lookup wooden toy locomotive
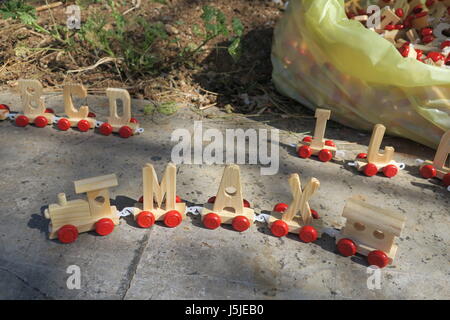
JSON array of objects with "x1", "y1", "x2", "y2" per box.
[{"x1": 44, "y1": 174, "x2": 120, "y2": 243}]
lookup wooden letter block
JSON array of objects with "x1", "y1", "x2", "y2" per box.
[
  {"x1": 16, "y1": 79, "x2": 54, "y2": 126},
  {"x1": 132, "y1": 163, "x2": 186, "y2": 228},
  {"x1": 354, "y1": 124, "x2": 402, "y2": 178},
  {"x1": 60, "y1": 84, "x2": 95, "y2": 129},
  {"x1": 297, "y1": 108, "x2": 337, "y2": 162},
  {"x1": 105, "y1": 88, "x2": 139, "y2": 135},
  {"x1": 268, "y1": 173, "x2": 323, "y2": 242},
  {"x1": 419, "y1": 131, "x2": 450, "y2": 186},
  {"x1": 201, "y1": 165, "x2": 255, "y2": 232}
]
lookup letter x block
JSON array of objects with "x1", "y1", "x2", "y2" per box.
[{"x1": 268, "y1": 174, "x2": 323, "y2": 243}]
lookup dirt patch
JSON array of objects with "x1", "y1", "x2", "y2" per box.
[{"x1": 0, "y1": 0, "x2": 301, "y2": 116}]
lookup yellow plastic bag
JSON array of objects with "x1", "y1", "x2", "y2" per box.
[{"x1": 271, "y1": 0, "x2": 450, "y2": 148}]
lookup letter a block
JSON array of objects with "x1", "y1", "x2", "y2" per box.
[{"x1": 201, "y1": 165, "x2": 255, "y2": 232}]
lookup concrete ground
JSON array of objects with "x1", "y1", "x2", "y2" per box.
[{"x1": 0, "y1": 91, "x2": 449, "y2": 300}]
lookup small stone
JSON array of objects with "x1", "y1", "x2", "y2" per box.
[{"x1": 165, "y1": 24, "x2": 179, "y2": 35}]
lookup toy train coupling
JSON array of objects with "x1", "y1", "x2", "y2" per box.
[{"x1": 118, "y1": 207, "x2": 136, "y2": 217}]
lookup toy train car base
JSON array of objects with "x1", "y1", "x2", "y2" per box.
[{"x1": 0, "y1": 79, "x2": 143, "y2": 138}]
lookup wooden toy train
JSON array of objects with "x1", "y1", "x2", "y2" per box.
[
  {"x1": 45, "y1": 162, "x2": 406, "y2": 269},
  {"x1": 2, "y1": 82, "x2": 448, "y2": 189},
  {"x1": 0, "y1": 79, "x2": 144, "y2": 138},
  {"x1": 297, "y1": 108, "x2": 450, "y2": 190}
]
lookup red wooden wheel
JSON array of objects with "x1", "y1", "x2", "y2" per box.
[
  {"x1": 337, "y1": 238, "x2": 357, "y2": 257},
  {"x1": 325, "y1": 140, "x2": 336, "y2": 147},
  {"x1": 310, "y1": 209, "x2": 320, "y2": 219},
  {"x1": 318, "y1": 149, "x2": 333, "y2": 162},
  {"x1": 99, "y1": 122, "x2": 113, "y2": 136},
  {"x1": 383, "y1": 164, "x2": 398, "y2": 178},
  {"x1": 232, "y1": 216, "x2": 251, "y2": 232},
  {"x1": 443, "y1": 173, "x2": 450, "y2": 187},
  {"x1": 34, "y1": 116, "x2": 48, "y2": 128},
  {"x1": 99, "y1": 123, "x2": 113, "y2": 136},
  {"x1": 243, "y1": 199, "x2": 250, "y2": 208},
  {"x1": 15, "y1": 115, "x2": 29, "y2": 127},
  {"x1": 363, "y1": 163, "x2": 378, "y2": 177},
  {"x1": 95, "y1": 218, "x2": 115, "y2": 236},
  {"x1": 298, "y1": 145, "x2": 312, "y2": 159},
  {"x1": 273, "y1": 203, "x2": 288, "y2": 213},
  {"x1": 57, "y1": 118, "x2": 71, "y2": 131},
  {"x1": 164, "y1": 210, "x2": 182, "y2": 228},
  {"x1": 299, "y1": 225, "x2": 318, "y2": 243},
  {"x1": 271, "y1": 220, "x2": 289, "y2": 237},
  {"x1": 136, "y1": 211, "x2": 155, "y2": 228},
  {"x1": 357, "y1": 153, "x2": 367, "y2": 159},
  {"x1": 207, "y1": 196, "x2": 216, "y2": 203},
  {"x1": 203, "y1": 213, "x2": 221, "y2": 230},
  {"x1": 367, "y1": 250, "x2": 389, "y2": 268},
  {"x1": 0, "y1": 104, "x2": 10, "y2": 111},
  {"x1": 420, "y1": 165, "x2": 437, "y2": 179},
  {"x1": 302, "y1": 136, "x2": 312, "y2": 143},
  {"x1": 130, "y1": 117, "x2": 138, "y2": 124},
  {"x1": 57, "y1": 225, "x2": 79, "y2": 244},
  {"x1": 119, "y1": 125, "x2": 133, "y2": 138},
  {"x1": 45, "y1": 108, "x2": 55, "y2": 114},
  {"x1": 77, "y1": 119, "x2": 90, "y2": 132},
  {"x1": 88, "y1": 112, "x2": 96, "y2": 118}
]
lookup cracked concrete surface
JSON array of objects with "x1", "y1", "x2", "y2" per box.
[{"x1": 0, "y1": 92, "x2": 449, "y2": 300}]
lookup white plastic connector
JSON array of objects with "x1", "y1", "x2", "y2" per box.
[
  {"x1": 7, "y1": 113, "x2": 18, "y2": 120},
  {"x1": 53, "y1": 116, "x2": 62, "y2": 124},
  {"x1": 416, "y1": 159, "x2": 425, "y2": 165},
  {"x1": 135, "y1": 127, "x2": 144, "y2": 134},
  {"x1": 186, "y1": 206, "x2": 203, "y2": 216},
  {"x1": 118, "y1": 207, "x2": 135, "y2": 217},
  {"x1": 254, "y1": 214, "x2": 271, "y2": 223}
]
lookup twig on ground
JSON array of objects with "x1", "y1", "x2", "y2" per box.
[
  {"x1": 36, "y1": 2, "x2": 63, "y2": 12},
  {"x1": 67, "y1": 57, "x2": 119, "y2": 73}
]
